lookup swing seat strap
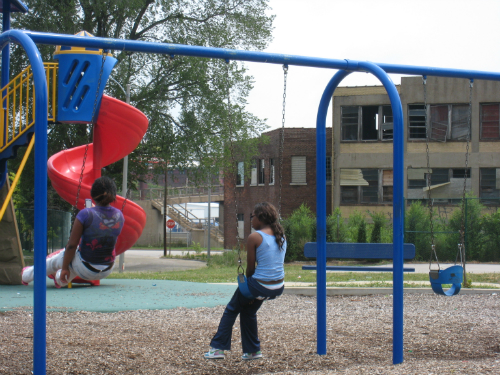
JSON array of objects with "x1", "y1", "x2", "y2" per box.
[
  {"x1": 237, "y1": 273, "x2": 255, "y2": 299},
  {"x1": 429, "y1": 265, "x2": 463, "y2": 296}
]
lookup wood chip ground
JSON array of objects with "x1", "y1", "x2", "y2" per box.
[{"x1": 1, "y1": 293, "x2": 499, "y2": 374}]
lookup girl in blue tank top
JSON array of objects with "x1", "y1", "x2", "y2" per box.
[{"x1": 205, "y1": 202, "x2": 286, "y2": 361}]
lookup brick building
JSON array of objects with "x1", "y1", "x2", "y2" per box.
[{"x1": 224, "y1": 127, "x2": 332, "y2": 249}]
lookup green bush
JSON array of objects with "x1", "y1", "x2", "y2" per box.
[
  {"x1": 326, "y1": 208, "x2": 347, "y2": 242},
  {"x1": 369, "y1": 211, "x2": 387, "y2": 244},
  {"x1": 405, "y1": 201, "x2": 432, "y2": 261},
  {"x1": 346, "y1": 211, "x2": 366, "y2": 243},
  {"x1": 282, "y1": 204, "x2": 316, "y2": 262},
  {"x1": 481, "y1": 208, "x2": 500, "y2": 262}
]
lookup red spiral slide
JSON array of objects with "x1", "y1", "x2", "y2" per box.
[{"x1": 47, "y1": 95, "x2": 149, "y2": 256}]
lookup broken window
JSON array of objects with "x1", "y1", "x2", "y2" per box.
[
  {"x1": 361, "y1": 106, "x2": 378, "y2": 141},
  {"x1": 382, "y1": 106, "x2": 393, "y2": 140},
  {"x1": 430, "y1": 105, "x2": 448, "y2": 141},
  {"x1": 341, "y1": 105, "x2": 393, "y2": 141},
  {"x1": 481, "y1": 104, "x2": 500, "y2": 139}
]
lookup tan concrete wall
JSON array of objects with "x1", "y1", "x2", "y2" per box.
[{"x1": 134, "y1": 200, "x2": 163, "y2": 247}]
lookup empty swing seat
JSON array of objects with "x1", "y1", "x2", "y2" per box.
[{"x1": 429, "y1": 265, "x2": 463, "y2": 296}]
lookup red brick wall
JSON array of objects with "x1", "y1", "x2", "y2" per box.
[{"x1": 224, "y1": 127, "x2": 332, "y2": 249}]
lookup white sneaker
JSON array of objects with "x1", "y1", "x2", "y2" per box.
[{"x1": 204, "y1": 347, "x2": 225, "y2": 359}]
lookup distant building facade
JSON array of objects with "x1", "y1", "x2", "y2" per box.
[
  {"x1": 332, "y1": 76, "x2": 500, "y2": 217},
  {"x1": 224, "y1": 127, "x2": 332, "y2": 249}
]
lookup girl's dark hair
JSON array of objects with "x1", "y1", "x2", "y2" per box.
[
  {"x1": 253, "y1": 202, "x2": 285, "y2": 250},
  {"x1": 90, "y1": 176, "x2": 117, "y2": 206}
]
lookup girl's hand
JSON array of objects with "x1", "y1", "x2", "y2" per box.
[{"x1": 59, "y1": 269, "x2": 70, "y2": 284}]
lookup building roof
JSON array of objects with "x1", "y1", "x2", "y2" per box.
[{"x1": 333, "y1": 85, "x2": 401, "y2": 97}]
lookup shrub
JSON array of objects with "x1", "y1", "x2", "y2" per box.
[
  {"x1": 326, "y1": 208, "x2": 347, "y2": 242},
  {"x1": 369, "y1": 211, "x2": 387, "y2": 244},
  {"x1": 480, "y1": 208, "x2": 500, "y2": 262},
  {"x1": 282, "y1": 204, "x2": 315, "y2": 262},
  {"x1": 405, "y1": 201, "x2": 432, "y2": 261},
  {"x1": 346, "y1": 211, "x2": 366, "y2": 243}
]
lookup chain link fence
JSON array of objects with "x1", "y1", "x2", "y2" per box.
[{"x1": 16, "y1": 208, "x2": 72, "y2": 254}]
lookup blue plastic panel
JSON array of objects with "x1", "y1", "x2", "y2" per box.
[{"x1": 304, "y1": 242, "x2": 416, "y2": 260}]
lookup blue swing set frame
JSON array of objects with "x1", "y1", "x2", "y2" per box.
[{"x1": 3, "y1": 9, "x2": 500, "y2": 374}]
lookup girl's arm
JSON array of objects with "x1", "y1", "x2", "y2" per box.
[
  {"x1": 246, "y1": 232, "x2": 262, "y2": 278},
  {"x1": 59, "y1": 218, "x2": 84, "y2": 283}
]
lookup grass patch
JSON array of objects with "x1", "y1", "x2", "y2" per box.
[{"x1": 107, "y1": 261, "x2": 500, "y2": 287}]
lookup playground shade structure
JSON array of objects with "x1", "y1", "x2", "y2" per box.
[{"x1": 47, "y1": 95, "x2": 148, "y2": 255}]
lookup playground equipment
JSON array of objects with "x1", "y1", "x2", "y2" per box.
[
  {"x1": 5, "y1": 15, "x2": 500, "y2": 375},
  {"x1": 0, "y1": 31, "x2": 148, "y2": 286}
]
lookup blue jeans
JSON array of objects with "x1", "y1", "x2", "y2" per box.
[{"x1": 210, "y1": 276, "x2": 284, "y2": 353}]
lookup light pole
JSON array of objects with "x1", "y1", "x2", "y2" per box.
[{"x1": 109, "y1": 77, "x2": 130, "y2": 273}]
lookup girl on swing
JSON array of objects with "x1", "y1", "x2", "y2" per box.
[
  {"x1": 205, "y1": 202, "x2": 286, "y2": 360},
  {"x1": 22, "y1": 176, "x2": 124, "y2": 288}
]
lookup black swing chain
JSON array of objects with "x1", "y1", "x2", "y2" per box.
[
  {"x1": 423, "y1": 77, "x2": 439, "y2": 270},
  {"x1": 74, "y1": 50, "x2": 107, "y2": 213},
  {"x1": 278, "y1": 64, "x2": 288, "y2": 219},
  {"x1": 457, "y1": 80, "x2": 473, "y2": 286},
  {"x1": 223, "y1": 60, "x2": 244, "y2": 274}
]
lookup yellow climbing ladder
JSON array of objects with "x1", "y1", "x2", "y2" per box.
[{"x1": 0, "y1": 62, "x2": 58, "y2": 154}]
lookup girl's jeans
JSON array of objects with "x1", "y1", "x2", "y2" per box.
[{"x1": 210, "y1": 276, "x2": 284, "y2": 353}]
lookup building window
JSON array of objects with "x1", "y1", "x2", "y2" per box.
[
  {"x1": 382, "y1": 170, "x2": 393, "y2": 202},
  {"x1": 480, "y1": 168, "x2": 500, "y2": 200},
  {"x1": 409, "y1": 104, "x2": 470, "y2": 141},
  {"x1": 382, "y1": 106, "x2": 394, "y2": 140},
  {"x1": 326, "y1": 156, "x2": 332, "y2": 183},
  {"x1": 258, "y1": 159, "x2": 265, "y2": 184},
  {"x1": 408, "y1": 104, "x2": 426, "y2": 139},
  {"x1": 236, "y1": 162, "x2": 244, "y2": 186},
  {"x1": 237, "y1": 213, "x2": 244, "y2": 239},
  {"x1": 340, "y1": 169, "x2": 388, "y2": 204},
  {"x1": 360, "y1": 169, "x2": 378, "y2": 203},
  {"x1": 407, "y1": 167, "x2": 471, "y2": 203},
  {"x1": 269, "y1": 158, "x2": 275, "y2": 185},
  {"x1": 341, "y1": 105, "x2": 393, "y2": 141},
  {"x1": 250, "y1": 160, "x2": 257, "y2": 185},
  {"x1": 481, "y1": 104, "x2": 500, "y2": 140},
  {"x1": 291, "y1": 156, "x2": 306, "y2": 184}
]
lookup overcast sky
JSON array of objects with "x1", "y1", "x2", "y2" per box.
[{"x1": 244, "y1": 0, "x2": 500, "y2": 131}]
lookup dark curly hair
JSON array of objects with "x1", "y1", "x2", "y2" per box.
[
  {"x1": 90, "y1": 176, "x2": 117, "y2": 206},
  {"x1": 253, "y1": 202, "x2": 285, "y2": 250}
]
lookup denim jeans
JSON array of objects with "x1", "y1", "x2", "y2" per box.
[{"x1": 210, "y1": 276, "x2": 284, "y2": 353}]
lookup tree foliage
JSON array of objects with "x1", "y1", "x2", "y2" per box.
[{"x1": 8, "y1": 0, "x2": 274, "y2": 209}]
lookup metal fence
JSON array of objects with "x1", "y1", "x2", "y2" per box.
[
  {"x1": 16, "y1": 208, "x2": 71, "y2": 254},
  {"x1": 129, "y1": 185, "x2": 224, "y2": 201}
]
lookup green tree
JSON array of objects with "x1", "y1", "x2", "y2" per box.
[
  {"x1": 404, "y1": 201, "x2": 431, "y2": 261},
  {"x1": 282, "y1": 204, "x2": 315, "y2": 262},
  {"x1": 369, "y1": 211, "x2": 386, "y2": 244},
  {"x1": 481, "y1": 208, "x2": 500, "y2": 262},
  {"x1": 357, "y1": 220, "x2": 367, "y2": 244},
  {"x1": 326, "y1": 208, "x2": 347, "y2": 243},
  {"x1": 9, "y1": 0, "x2": 274, "y2": 208}
]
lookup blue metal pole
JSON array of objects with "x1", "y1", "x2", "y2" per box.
[
  {"x1": 22, "y1": 31, "x2": 500, "y2": 82},
  {"x1": 357, "y1": 61, "x2": 405, "y2": 365},
  {"x1": 0, "y1": 29, "x2": 48, "y2": 375},
  {"x1": 1, "y1": 0, "x2": 11, "y2": 188},
  {"x1": 316, "y1": 70, "x2": 351, "y2": 355}
]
